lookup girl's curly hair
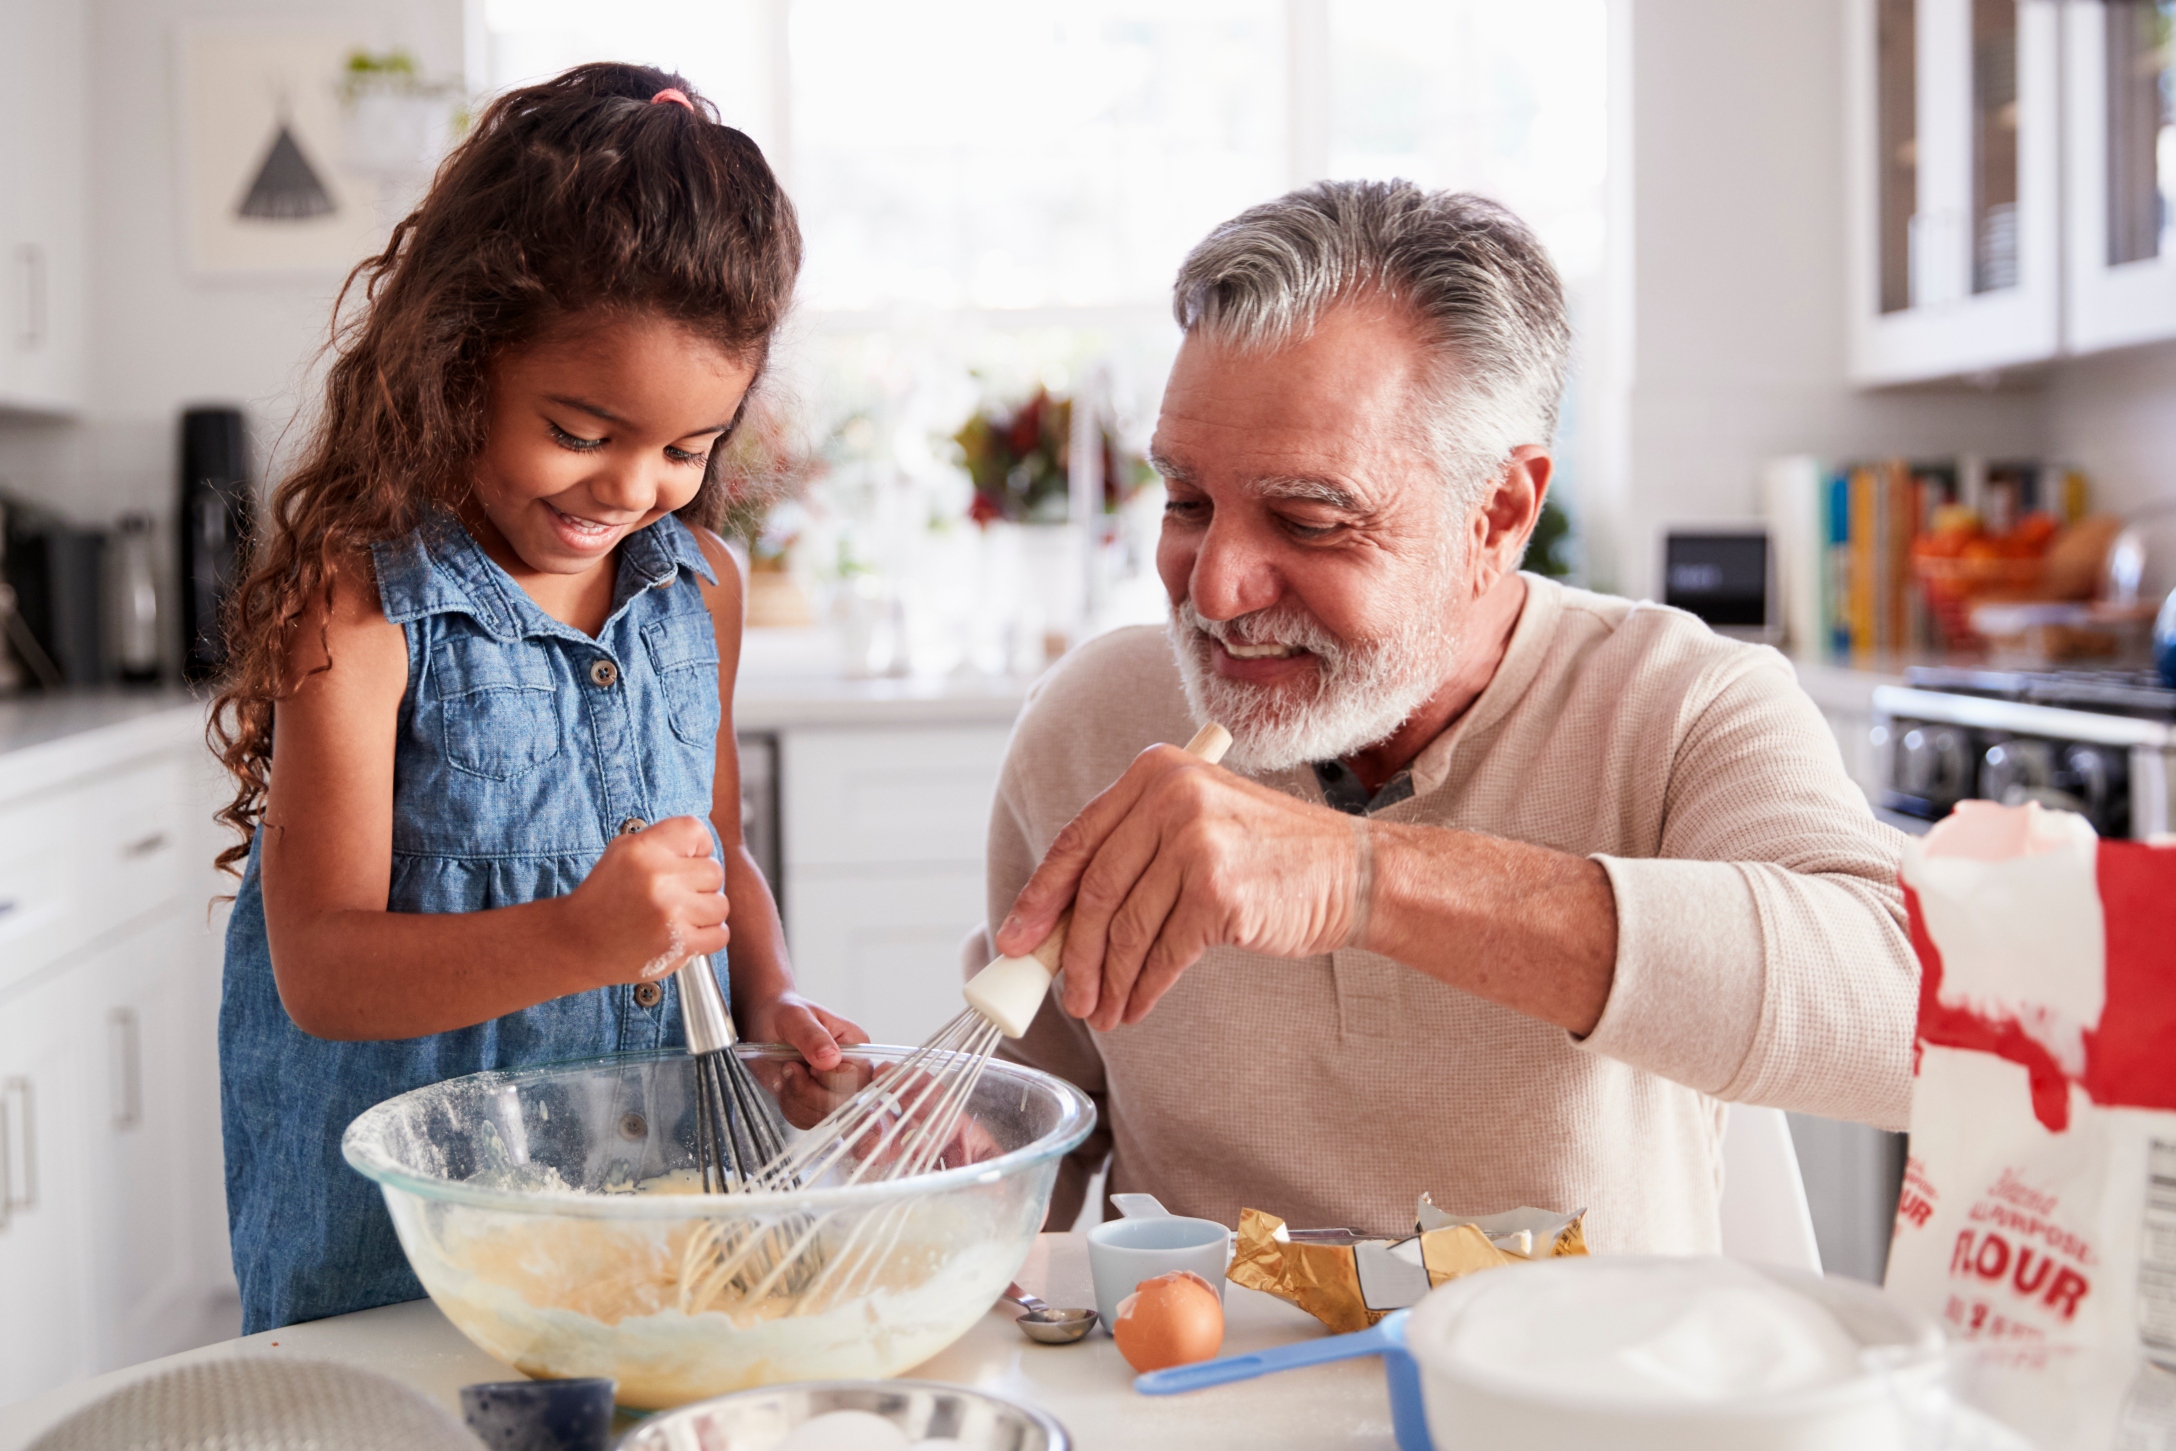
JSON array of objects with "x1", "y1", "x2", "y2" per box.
[{"x1": 207, "y1": 62, "x2": 801, "y2": 875}]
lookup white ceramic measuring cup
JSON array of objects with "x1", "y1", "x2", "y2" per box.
[{"x1": 1086, "y1": 1195, "x2": 1232, "y2": 1330}]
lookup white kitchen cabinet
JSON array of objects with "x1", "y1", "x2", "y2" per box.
[
  {"x1": 75, "y1": 914, "x2": 217, "y2": 1371},
  {"x1": 0, "y1": 968, "x2": 96, "y2": 1405},
  {"x1": 0, "y1": 703, "x2": 236, "y2": 1407},
  {"x1": 780, "y1": 726, "x2": 1014, "y2": 870},
  {"x1": 784, "y1": 868, "x2": 996, "y2": 1047},
  {"x1": 777, "y1": 724, "x2": 1012, "y2": 1047},
  {"x1": 1847, "y1": 0, "x2": 2062, "y2": 384},
  {"x1": 2062, "y1": 0, "x2": 2176, "y2": 353},
  {"x1": 0, "y1": 0, "x2": 86, "y2": 413}
]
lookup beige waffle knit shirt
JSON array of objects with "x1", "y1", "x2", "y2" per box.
[{"x1": 974, "y1": 575, "x2": 1917, "y2": 1252}]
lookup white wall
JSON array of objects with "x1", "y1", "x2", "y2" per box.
[
  {"x1": 0, "y1": 0, "x2": 465, "y2": 527},
  {"x1": 2044, "y1": 339, "x2": 2176, "y2": 514},
  {"x1": 1604, "y1": 0, "x2": 2050, "y2": 600}
]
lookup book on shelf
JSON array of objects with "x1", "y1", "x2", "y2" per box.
[{"x1": 1760, "y1": 454, "x2": 2089, "y2": 660}]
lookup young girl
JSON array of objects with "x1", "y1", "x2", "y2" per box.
[{"x1": 210, "y1": 63, "x2": 864, "y2": 1333}]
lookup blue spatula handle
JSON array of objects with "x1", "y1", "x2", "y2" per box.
[{"x1": 1133, "y1": 1318, "x2": 1400, "y2": 1395}]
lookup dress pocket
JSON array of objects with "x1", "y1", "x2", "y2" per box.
[
  {"x1": 642, "y1": 615, "x2": 721, "y2": 748},
  {"x1": 432, "y1": 637, "x2": 563, "y2": 781}
]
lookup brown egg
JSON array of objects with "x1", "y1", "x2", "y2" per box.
[{"x1": 1113, "y1": 1270, "x2": 1225, "y2": 1373}]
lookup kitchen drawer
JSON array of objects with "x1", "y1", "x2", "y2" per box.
[
  {"x1": 781, "y1": 726, "x2": 1010, "y2": 870},
  {"x1": 783, "y1": 865, "x2": 991, "y2": 1047},
  {"x1": 0, "y1": 790, "x2": 83, "y2": 992},
  {"x1": 81, "y1": 754, "x2": 189, "y2": 927}
]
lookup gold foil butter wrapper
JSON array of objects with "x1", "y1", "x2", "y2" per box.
[{"x1": 1228, "y1": 1198, "x2": 1588, "y2": 1334}]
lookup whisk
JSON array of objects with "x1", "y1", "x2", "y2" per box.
[
  {"x1": 673, "y1": 954, "x2": 793, "y2": 1192},
  {"x1": 676, "y1": 723, "x2": 1231, "y2": 1316}
]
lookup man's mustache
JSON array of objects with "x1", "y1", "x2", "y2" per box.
[{"x1": 1172, "y1": 600, "x2": 1347, "y2": 668}]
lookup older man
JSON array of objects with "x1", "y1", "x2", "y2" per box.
[{"x1": 975, "y1": 181, "x2": 1916, "y2": 1252}]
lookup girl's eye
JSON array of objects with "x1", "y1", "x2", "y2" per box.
[
  {"x1": 549, "y1": 422, "x2": 605, "y2": 452},
  {"x1": 665, "y1": 445, "x2": 710, "y2": 468}
]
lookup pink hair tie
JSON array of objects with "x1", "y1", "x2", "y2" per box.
[{"x1": 651, "y1": 88, "x2": 695, "y2": 112}]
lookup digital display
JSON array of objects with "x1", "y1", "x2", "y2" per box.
[{"x1": 1663, "y1": 532, "x2": 1768, "y2": 629}]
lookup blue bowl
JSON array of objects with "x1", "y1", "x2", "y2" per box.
[{"x1": 460, "y1": 1377, "x2": 617, "y2": 1451}]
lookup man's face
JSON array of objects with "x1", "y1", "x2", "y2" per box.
[{"x1": 1151, "y1": 304, "x2": 1473, "y2": 771}]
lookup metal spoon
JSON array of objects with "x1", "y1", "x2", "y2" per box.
[{"x1": 1002, "y1": 1282, "x2": 1098, "y2": 1344}]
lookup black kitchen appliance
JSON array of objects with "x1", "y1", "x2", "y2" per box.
[
  {"x1": 179, "y1": 407, "x2": 252, "y2": 682},
  {"x1": 1663, "y1": 527, "x2": 1775, "y2": 639},
  {"x1": 1, "y1": 497, "x2": 106, "y2": 686},
  {"x1": 1874, "y1": 666, "x2": 2176, "y2": 839}
]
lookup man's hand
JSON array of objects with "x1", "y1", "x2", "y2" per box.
[{"x1": 993, "y1": 744, "x2": 1364, "y2": 1031}]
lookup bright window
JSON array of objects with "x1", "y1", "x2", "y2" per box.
[{"x1": 484, "y1": 0, "x2": 1609, "y2": 653}]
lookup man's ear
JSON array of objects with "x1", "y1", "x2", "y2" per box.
[{"x1": 1468, "y1": 446, "x2": 1553, "y2": 594}]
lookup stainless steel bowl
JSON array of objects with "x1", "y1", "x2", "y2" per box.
[{"x1": 615, "y1": 1379, "x2": 1068, "y2": 1450}]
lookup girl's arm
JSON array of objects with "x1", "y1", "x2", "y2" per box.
[
  {"x1": 258, "y1": 560, "x2": 730, "y2": 1040},
  {"x1": 692, "y1": 529, "x2": 867, "y2": 1071}
]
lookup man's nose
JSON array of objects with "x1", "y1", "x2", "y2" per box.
[{"x1": 1186, "y1": 516, "x2": 1282, "y2": 621}]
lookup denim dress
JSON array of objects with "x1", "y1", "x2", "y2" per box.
[{"x1": 219, "y1": 513, "x2": 726, "y2": 1332}]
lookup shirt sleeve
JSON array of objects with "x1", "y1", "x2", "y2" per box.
[{"x1": 1576, "y1": 650, "x2": 1917, "y2": 1130}]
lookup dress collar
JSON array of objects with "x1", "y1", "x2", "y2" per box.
[{"x1": 371, "y1": 512, "x2": 717, "y2": 642}]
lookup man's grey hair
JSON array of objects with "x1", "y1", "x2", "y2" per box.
[{"x1": 1172, "y1": 181, "x2": 1570, "y2": 518}]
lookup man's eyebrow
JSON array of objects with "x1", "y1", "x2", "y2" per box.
[
  {"x1": 547, "y1": 395, "x2": 732, "y2": 436},
  {"x1": 1250, "y1": 475, "x2": 1364, "y2": 511},
  {"x1": 1147, "y1": 449, "x2": 1193, "y2": 484}
]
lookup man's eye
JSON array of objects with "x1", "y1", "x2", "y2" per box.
[
  {"x1": 549, "y1": 422, "x2": 605, "y2": 452},
  {"x1": 1164, "y1": 497, "x2": 1208, "y2": 519},
  {"x1": 665, "y1": 445, "x2": 710, "y2": 468},
  {"x1": 1281, "y1": 517, "x2": 1340, "y2": 541}
]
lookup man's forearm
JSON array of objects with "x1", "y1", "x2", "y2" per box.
[{"x1": 1360, "y1": 821, "x2": 1617, "y2": 1035}]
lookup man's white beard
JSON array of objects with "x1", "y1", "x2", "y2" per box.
[{"x1": 1166, "y1": 589, "x2": 1459, "y2": 775}]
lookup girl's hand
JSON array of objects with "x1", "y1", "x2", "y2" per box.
[
  {"x1": 738, "y1": 990, "x2": 867, "y2": 1073},
  {"x1": 564, "y1": 816, "x2": 731, "y2": 984}
]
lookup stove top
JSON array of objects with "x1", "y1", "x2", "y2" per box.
[{"x1": 1901, "y1": 666, "x2": 2176, "y2": 721}]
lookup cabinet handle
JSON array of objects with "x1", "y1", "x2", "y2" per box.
[
  {"x1": 0, "y1": 1076, "x2": 35, "y2": 1232},
  {"x1": 14, "y1": 244, "x2": 45, "y2": 351},
  {"x1": 120, "y1": 831, "x2": 170, "y2": 860},
  {"x1": 109, "y1": 1008, "x2": 142, "y2": 1130}
]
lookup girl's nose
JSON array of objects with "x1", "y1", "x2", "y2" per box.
[{"x1": 588, "y1": 462, "x2": 660, "y2": 518}]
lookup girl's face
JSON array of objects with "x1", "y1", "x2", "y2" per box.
[{"x1": 469, "y1": 312, "x2": 756, "y2": 578}]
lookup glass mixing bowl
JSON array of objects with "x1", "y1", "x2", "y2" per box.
[{"x1": 342, "y1": 1046, "x2": 1094, "y2": 1409}]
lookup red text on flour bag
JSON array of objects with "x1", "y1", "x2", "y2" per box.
[{"x1": 1887, "y1": 802, "x2": 2176, "y2": 1358}]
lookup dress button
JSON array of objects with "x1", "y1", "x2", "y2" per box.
[
  {"x1": 634, "y1": 982, "x2": 663, "y2": 1008},
  {"x1": 620, "y1": 817, "x2": 648, "y2": 835},
  {"x1": 590, "y1": 659, "x2": 620, "y2": 688}
]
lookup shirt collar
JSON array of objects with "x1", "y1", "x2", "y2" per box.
[
  {"x1": 371, "y1": 511, "x2": 717, "y2": 642},
  {"x1": 1404, "y1": 572, "x2": 1559, "y2": 799}
]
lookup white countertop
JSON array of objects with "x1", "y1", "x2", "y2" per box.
[
  {"x1": 0, "y1": 1233, "x2": 1393, "y2": 1450},
  {"x1": 0, "y1": 639, "x2": 1932, "y2": 765},
  {"x1": 0, "y1": 689, "x2": 208, "y2": 799}
]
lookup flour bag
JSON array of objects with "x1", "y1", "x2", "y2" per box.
[{"x1": 1886, "y1": 800, "x2": 2176, "y2": 1445}]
